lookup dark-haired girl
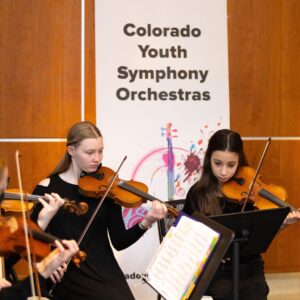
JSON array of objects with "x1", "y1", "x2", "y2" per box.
[{"x1": 183, "y1": 129, "x2": 300, "y2": 300}]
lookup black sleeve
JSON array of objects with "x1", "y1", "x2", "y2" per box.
[
  {"x1": 107, "y1": 201, "x2": 147, "y2": 251},
  {"x1": 4, "y1": 253, "x2": 21, "y2": 281},
  {"x1": 30, "y1": 185, "x2": 48, "y2": 224},
  {"x1": 182, "y1": 184, "x2": 196, "y2": 215}
]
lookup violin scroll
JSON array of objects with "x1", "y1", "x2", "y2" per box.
[
  {"x1": 62, "y1": 199, "x2": 88, "y2": 216},
  {"x1": 72, "y1": 250, "x2": 87, "y2": 268}
]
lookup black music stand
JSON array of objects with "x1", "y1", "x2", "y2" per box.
[
  {"x1": 145, "y1": 212, "x2": 234, "y2": 300},
  {"x1": 210, "y1": 207, "x2": 290, "y2": 300}
]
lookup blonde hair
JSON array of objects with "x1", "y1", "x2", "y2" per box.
[{"x1": 50, "y1": 121, "x2": 102, "y2": 176}]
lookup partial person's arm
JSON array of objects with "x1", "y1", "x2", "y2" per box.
[
  {"x1": 0, "y1": 240, "x2": 78, "y2": 299},
  {"x1": 31, "y1": 180, "x2": 64, "y2": 230},
  {"x1": 108, "y1": 200, "x2": 167, "y2": 250}
]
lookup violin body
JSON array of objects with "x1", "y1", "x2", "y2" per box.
[
  {"x1": 222, "y1": 166, "x2": 292, "y2": 210},
  {"x1": 0, "y1": 215, "x2": 50, "y2": 260},
  {"x1": 0, "y1": 215, "x2": 86, "y2": 266},
  {"x1": 1, "y1": 199, "x2": 34, "y2": 214},
  {"x1": 79, "y1": 166, "x2": 179, "y2": 218},
  {"x1": 79, "y1": 166, "x2": 148, "y2": 207},
  {"x1": 1, "y1": 189, "x2": 88, "y2": 216},
  {"x1": 1, "y1": 189, "x2": 34, "y2": 214}
]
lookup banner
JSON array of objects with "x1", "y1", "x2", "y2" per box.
[{"x1": 95, "y1": 1, "x2": 229, "y2": 298}]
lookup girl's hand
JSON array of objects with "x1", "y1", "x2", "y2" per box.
[
  {"x1": 0, "y1": 278, "x2": 12, "y2": 290},
  {"x1": 140, "y1": 200, "x2": 168, "y2": 230},
  {"x1": 37, "y1": 239, "x2": 78, "y2": 280},
  {"x1": 37, "y1": 193, "x2": 65, "y2": 230},
  {"x1": 49, "y1": 263, "x2": 67, "y2": 283},
  {"x1": 283, "y1": 209, "x2": 300, "y2": 226}
]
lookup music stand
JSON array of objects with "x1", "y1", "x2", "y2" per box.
[
  {"x1": 189, "y1": 212, "x2": 235, "y2": 300},
  {"x1": 210, "y1": 207, "x2": 290, "y2": 300},
  {"x1": 145, "y1": 212, "x2": 234, "y2": 300}
]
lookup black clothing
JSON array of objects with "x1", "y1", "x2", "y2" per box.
[
  {"x1": 0, "y1": 275, "x2": 47, "y2": 300},
  {"x1": 31, "y1": 174, "x2": 147, "y2": 300},
  {"x1": 183, "y1": 184, "x2": 269, "y2": 300},
  {"x1": 4, "y1": 253, "x2": 21, "y2": 282}
]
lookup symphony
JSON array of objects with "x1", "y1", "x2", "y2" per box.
[{"x1": 117, "y1": 66, "x2": 209, "y2": 83}]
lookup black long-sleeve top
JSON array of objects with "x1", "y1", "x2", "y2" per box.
[{"x1": 31, "y1": 174, "x2": 147, "y2": 300}]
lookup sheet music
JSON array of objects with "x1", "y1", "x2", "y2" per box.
[{"x1": 146, "y1": 215, "x2": 220, "y2": 300}]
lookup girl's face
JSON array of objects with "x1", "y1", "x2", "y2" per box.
[
  {"x1": 68, "y1": 137, "x2": 104, "y2": 173},
  {"x1": 210, "y1": 150, "x2": 239, "y2": 184}
]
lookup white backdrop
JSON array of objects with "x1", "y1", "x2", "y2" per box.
[{"x1": 95, "y1": 1, "x2": 229, "y2": 298}]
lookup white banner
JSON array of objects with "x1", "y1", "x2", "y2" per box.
[{"x1": 95, "y1": 1, "x2": 229, "y2": 298}]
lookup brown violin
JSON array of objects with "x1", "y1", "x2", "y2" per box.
[
  {"x1": 78, "y1": 166, "x2": 179, "y2": 218},
  {"x1": 1, "y1": 189, "x2": 88, "y2": 216},
  {"x1": 222, "y1": 166, "x2": 295, "y2": 211},
  {"x1": 0, "y1": 215, "x2": 86, "y2": 267}
]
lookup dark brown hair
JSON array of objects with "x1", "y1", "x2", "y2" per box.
[{"x1": 187, "y1": 129, "x2": 248, "y2": 215}]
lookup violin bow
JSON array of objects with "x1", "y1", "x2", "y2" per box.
[
  {"x1": 0, "y1": 247, "x2": 4, "y2": 283},
  {"x1": 0, "y1": 202, "x2": 5, "y2": 281},
  {"x1": 241, "y1": 137, "x2": 271, "y2": 213},
  {"x1": 76, "y1": 155, "x2": 127, "y2": 245},
  {"x1": 0, "y1": 168, "x2": 5, "y2": 282},
  {"x1": 15, "y1": 150, "x2": 43, "y2": 300}
]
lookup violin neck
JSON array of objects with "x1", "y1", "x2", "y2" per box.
[
  {"x1": 118, "y1": 181, "x2": 157, "y2": 202},
  {"x1": 259, "y1": 189, "x2": 295, "y2": 211},
  {"x1": 3, "y1": 192, "x2": 43, "y2": 202},
  {"x1": 31, "y1": 229, "x2": 56, "y2": 244},
  {"x1": 117, "y1": 181, "x2": 177, "y2": 215}
]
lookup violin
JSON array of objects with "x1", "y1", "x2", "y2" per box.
[
  {"x1": 1, "y1": 189, "x2": 88, "y2": 216},
  {"x1": 222, "y1": 166, "x2": 295, "y2": 211},
  {"x1": 0, "y1": 215, "x2": 86, "y2": 267},
  {"x1": 78, "y1": 165, "x2": 179, "y2": 218}
]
